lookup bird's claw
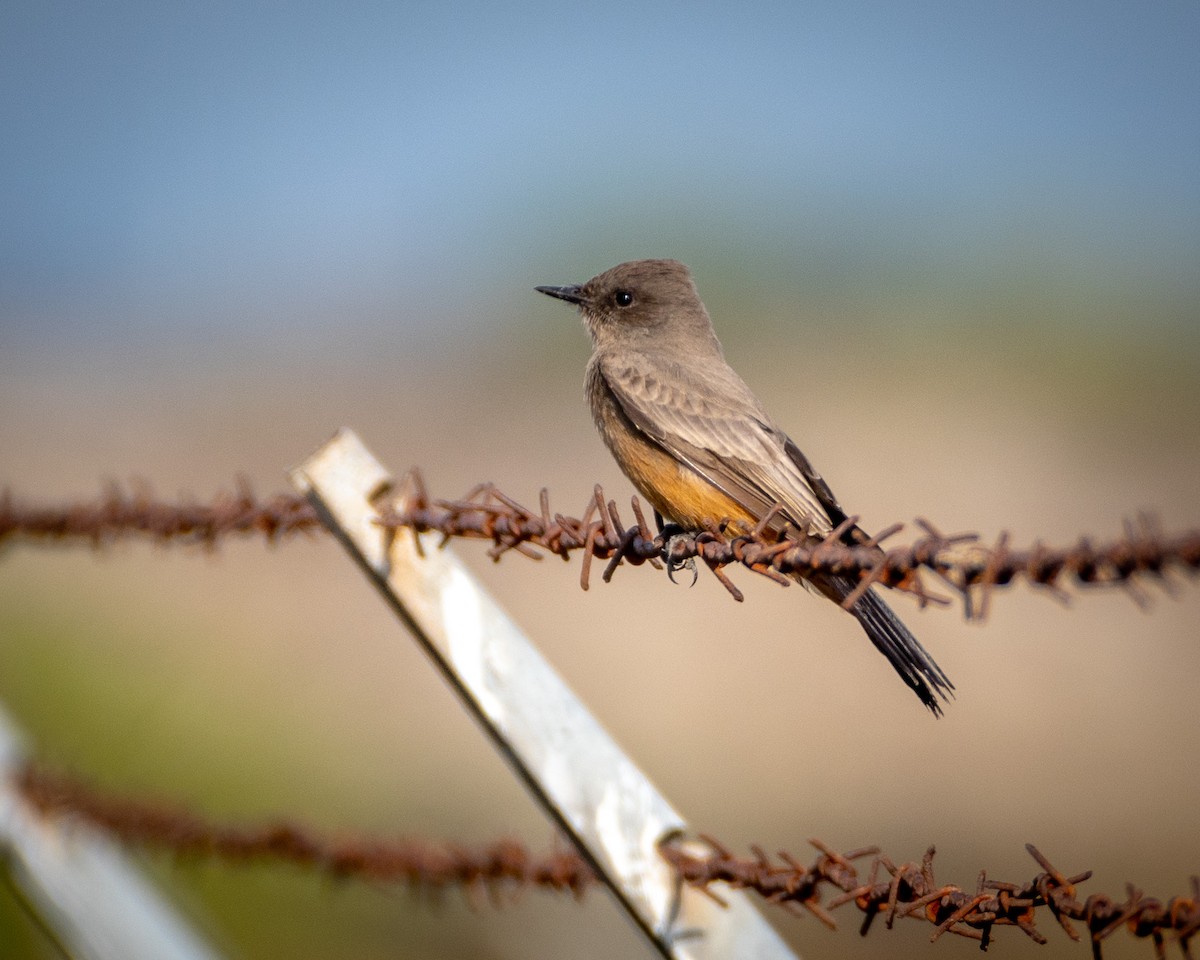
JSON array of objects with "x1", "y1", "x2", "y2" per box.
[
  {"x1": 666, "y1": 554, "x2": 698, "y2": 587},
  {"x1": 661, "y1": 525, "x2": 699, "y2": 587}
]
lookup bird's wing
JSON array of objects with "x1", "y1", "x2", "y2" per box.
[{"x1": 600, "y1": 358, "x2": 838, "y2": 536}]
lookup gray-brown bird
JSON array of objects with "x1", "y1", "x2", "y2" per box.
[{"x1": 537, "y1": 259, "x2": 953, "y2": 716}]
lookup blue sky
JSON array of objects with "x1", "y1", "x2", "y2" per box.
[{"x1": 2, "y1": 0, "x2": 1197, "y2": 351}]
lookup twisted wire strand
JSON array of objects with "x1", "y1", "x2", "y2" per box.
[
  {"x1": 16, "y1": 765, "x2": 1198, "y2": 957},
  {"x1": 3, "y1": 476, "x2": 1197, "y2": 617}
]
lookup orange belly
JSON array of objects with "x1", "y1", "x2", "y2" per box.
[{"x1": 600, "y1": 410, "x2": 757, "y2": 533}]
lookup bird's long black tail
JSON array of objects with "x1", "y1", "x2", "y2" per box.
[{"x1": 825, "y1": 575, "x2": 954, "y2": 716}]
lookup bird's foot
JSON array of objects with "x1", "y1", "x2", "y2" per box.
[{"x1": 660, "y1": 524, "x2": 699, "y2": 587}]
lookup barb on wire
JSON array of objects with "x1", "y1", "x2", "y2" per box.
[
  {"x1": 3, "y1": 474, "x2": 1198, "y2": 618},
  {"x1": 16, "y1": 764, "x2": 1198, "y2": 957}
]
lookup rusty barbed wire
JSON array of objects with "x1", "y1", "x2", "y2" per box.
[
  {"x1": 659, "y1": 835, "x2": 1200, "y2": 960},
  {"x1": 14, "y1": 764, "x2": 596, "y2": 902},
  {"x1": 3, "y1": 474, "x2": 1199, "y2": 617},
  {"x1": 376, "y1": 471, "x2": 1200, "y2": 617},
  {"x1": 14, "y1": 764, "x2": 1197, "y2": 956},
  {"x1": 0, "y1": 481, "x2": 320, "y2": 547}
]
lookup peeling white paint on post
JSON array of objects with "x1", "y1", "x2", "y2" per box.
[
  {"x1": 291, "y1": 428, "x2": 799, "y2": 960},
  {"x1": 0, "y1": 707, "x2": 222, "y2": 960}
]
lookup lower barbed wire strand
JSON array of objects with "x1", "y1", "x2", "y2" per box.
[{"x1": 14, "y1": 764, "x2": 1200, "y2": 956}]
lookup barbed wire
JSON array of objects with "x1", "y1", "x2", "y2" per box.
[
  {"x1": 3, "y1": 475, "x2": 1198, "y2": 617},
  {"x1": 14, "y1": 764, "x2": 594, "y2": 903},
  {"x1": 659, "y1": 835, "x2": 1200, "y2": 959},
  {"x1": 0, "y1": 481, "x2": 320, "y2": 547},
  {"x1": 15, "y1": 764, "x2": 1198, "y2": 956}
]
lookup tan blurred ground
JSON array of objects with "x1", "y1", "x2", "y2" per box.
[{"x1": 1, "y1": 303, "x2": 1198, "y2": 959}]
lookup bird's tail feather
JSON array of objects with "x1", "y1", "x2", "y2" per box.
[{"x1": 824, "y1": 575, "x2": 955, "y2": 716}]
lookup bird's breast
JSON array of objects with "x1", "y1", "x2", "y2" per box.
[{"x1": 586, "y1": 365, "x2": 756, "y2": 532}]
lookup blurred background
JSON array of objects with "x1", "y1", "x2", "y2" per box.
[{"x1": 2, "y1": 1, "x2": 1198, "y2": 957}]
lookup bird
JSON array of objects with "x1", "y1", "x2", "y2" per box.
[{"x1": 536, "y1": 258, "x2": 953, "y2": 716}]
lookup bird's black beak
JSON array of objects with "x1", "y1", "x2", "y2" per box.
[{"x1": 535, "y1": 284, "x2": 586, "y2": 305}]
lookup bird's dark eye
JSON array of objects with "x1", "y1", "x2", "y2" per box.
[{"x1": 614, "y1": 290, "x2": 634, "y2": 308}]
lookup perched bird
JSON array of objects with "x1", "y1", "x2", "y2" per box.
[{"x1": 537, "y1": 259, "x2": 953, "y2": 715}]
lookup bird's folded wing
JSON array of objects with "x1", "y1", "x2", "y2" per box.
[{"x1": 600, "y1": 359, "x2": 835, "y2": 536}]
